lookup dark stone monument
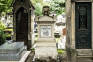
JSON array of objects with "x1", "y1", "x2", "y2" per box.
[{"x1": 12, "y1": 0, "x2": 35, "y2": 50}]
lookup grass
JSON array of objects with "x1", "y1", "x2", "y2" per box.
[
  {"x1": 57, "y1": 49, "x2": 65, "y2": 54},
  {"x1": 31, "y1": 48, "x2": 35, "y2": 52}
]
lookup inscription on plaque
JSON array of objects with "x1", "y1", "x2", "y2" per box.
[{"x1": 40, "y1": 26, "x2": 51, "y2": 37}]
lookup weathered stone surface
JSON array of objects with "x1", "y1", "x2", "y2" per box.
[
  {"x1": 77, "y1": 57, "x2": 93, "y2": 62},
  {"x1": 0, "y1": 42, "x2": 24, "y2": 53},
  {"x1": 35, "y1": 15, "x2": 58, "y2": 61},
  {"x1": 66, "y1": 0, "x2": 93, "y2": 62},
  {"x1": 77, "y1": 49, "x2": 92, "y2": 56},
  {"x1": 0, "y1": 42, "x2": 25, "y2": 61},
  {"x1": 12, "y1": 0, "x2": 35, "y2": 50},
  {"x1": 35, "y1": 47, "x2": 58, "y2": 60}
]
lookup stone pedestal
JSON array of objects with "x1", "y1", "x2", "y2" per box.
[
  {"x1": 35, "y1": 16, "x2": 58, "y2": 61},
  {"x1": 0, "y1": 42, "x2": 25, "y2": 61}
]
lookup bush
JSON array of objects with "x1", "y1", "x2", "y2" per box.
[
  {"x1": 0, "y1": 30, "x2": 6, "y2": 45},
  {"x1": 0, "y1": 22, "x2": 6, "y2": 45},
  {"x1": 0, "y1": 22, "x2": 6, "y2": 30}
]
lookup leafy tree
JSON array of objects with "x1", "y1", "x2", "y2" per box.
[
  {"x1": 31, "y1": 0, "x2": 43, "y2": 16},
  {"x1": 47, "y1": 0, "x2": 65, "y2": 15},
  {"x1": 34, "y1": 3, "x2": 43, "y2": 16},
  {"x1": 0, "y1": 22, "x2": 6, "y2": 30},
  {"x1": 0, "y1": 0, "x2": 13, "y2": 21},
  {"x1": 31, "y1": 0, "x2": 43, "y2": 5},
  {"x1": 31, "y1": 0, "x2": 65, "y2": 16}
]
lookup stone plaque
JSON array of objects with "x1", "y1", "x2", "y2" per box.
[{"x1": 40, "y1": 26, "x2": 51, "y2": 37}]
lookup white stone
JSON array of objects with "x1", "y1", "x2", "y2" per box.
[
  {"x1": 35, "y1": 16, "x2": 58, "y2": 60},
  {"x1": 35, "y1": 47, "x2": 58, "y2": 60}
]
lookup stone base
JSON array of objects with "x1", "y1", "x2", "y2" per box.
[
  {"x1": 68, "y1": 49, "x2": 93, "y2": 62},
  {"x1": 35, "y1": 47, "x2": 58, "y2": 61},
  {"x1": 0, "y1": 42, "x2": 25, "y2": 61},
  {"x1": 77, "y1": 56, "x2": 93, "y2": 62}
]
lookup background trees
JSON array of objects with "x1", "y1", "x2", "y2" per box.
[
  {"x1": 0, "y1": 0, "x2": 13, "y2": 14},
  {"x1": 0, "y1": 0, "x2": 13, "y2": 21},
  {"x1": 31, "y1": 0, "x2": 65, "y2": 16}
]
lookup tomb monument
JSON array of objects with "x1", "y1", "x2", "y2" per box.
[
  {"x1": 66, "y1": 0, "x2": 93, "y2": 62},
  {"x1": 35, "y1": 6, "x2": 58, "y2": 61}
]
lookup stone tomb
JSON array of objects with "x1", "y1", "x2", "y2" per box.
[
  {"x1": 35, "y1": 16, "x2": 58, "y2": 61},
  {"x1": 12, "y1": 0, "x2": 35, "y2": 50},
  {"x1": 0, "y1": 42, "x2": 24, "y2": 61},
  {"x1": 66, "y1": 0, "x2": 93, "y2": 62}
]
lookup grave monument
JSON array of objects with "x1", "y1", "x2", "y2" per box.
[
  {"x1": 35, "y1": 6, "x2": 58, "y2": 61},
  {"x1": 0, "y1": 0, "x2": 35, "y2": 61},
  {"x1": 0, "y1": 42, "x2": 24, "y2": 61},
  {"x1": 12, "y1": 0, "x2": 35, "y2": 50},
  {"x1": 66, "y1": 0, "x2": 93, "y2": 62}
]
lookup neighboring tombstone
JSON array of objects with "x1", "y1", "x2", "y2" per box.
[
  {"x1": 35, "y1": 6, "x2": 58, "y2": 61},
  {"x1": 0, "y1": 42, "x2": 24, "y2": 61},
  {"x1": 12, "y1": 0, "x2": 35, "y2": 50},
  {"x1": 66, "y1": 0, "x2": 93, "y2": 62}
]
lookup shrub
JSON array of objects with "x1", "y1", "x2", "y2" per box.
[
  {"x1": 0, "y1": 22, "x2": 6, "y2": 30},
  {"x1": 0, "y1": 30, "x2": 6, "y2": 45},
  {"x1": 0, "y1": 22, "x2": 6, "y2": 45}
]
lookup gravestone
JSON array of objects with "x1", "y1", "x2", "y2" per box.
[
  {"x1": 66, "y1": 0, "x2": 93, "y2": 62},
  {"x1": 12, "y1": 0, "x2": 35, "y2": 50},
  {"x1": 0, "y1": 42, "x2": 24, "y2": 61},
  {"x1": 35, "y1": 6, "x2": 58, "y2": 61}
]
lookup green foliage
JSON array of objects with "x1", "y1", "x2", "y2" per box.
[
  {"x1": 0, "y1": 30, "x2": 6, "y2": 45},
  {"x1": 0, "y1": 0, "x2": 13, "y2": 15},
  {"x1": 0, "y1": 22, "x2": 6, "y2": 45},
  {"x1": 3, "y1": 28, "x2": 13, "y2": 38},
  {"x1": 57, "y1": 49, "x2": 65, "y2": 54},
  {"x1": 6, "y1": 34, "x2": 11, "y2": 37},
  {"x1": 31, "y1": 0, "x2": 65, "y2": 16},
  {"x1": 32, "y1": 0, "x2": 43, "y2": 16},
  {"x1": 48, "y1": 0, "x2": 65, "y2": 15},
  {"x1": 31, "y1": 48, "x2": 35, "y2": 52},
  {"x1": 3, "y1": 28, "x2": 13, "y2": 31},
  {"x1": 0, "y1": 22, "x2": 6, "y2": 30},
  {"x1": 34, "y1": 3, "x2": 43, "y2": 16},
  {"x1": 31, "y1": 0, "x2": 43, "y2": 5}
]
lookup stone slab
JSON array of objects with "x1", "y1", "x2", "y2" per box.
[
  {"x1": 35, "y1": 47, "x2": 58, "y2": 61},
  {"x1": 35, "y1": 42, "x2": 56, "y2": 47},
  {"x1": 76, "y1": 49, "x2": 93, "y2": 56},
  {"x1": 0, "y1": 42, "x2": 25, "y2": 61},
  {"x1": 77, "y1": 57, "x2": 93, "y2": 62},
  {"x1": 0, "y1": 42, "x2": 24, "y2": 53},
  {"x1": 19, "y1": 51, "x2": 31, "y2": 62},
  {"x1": 37, "y1": 38, "x2": 56, "y2": 42}
]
